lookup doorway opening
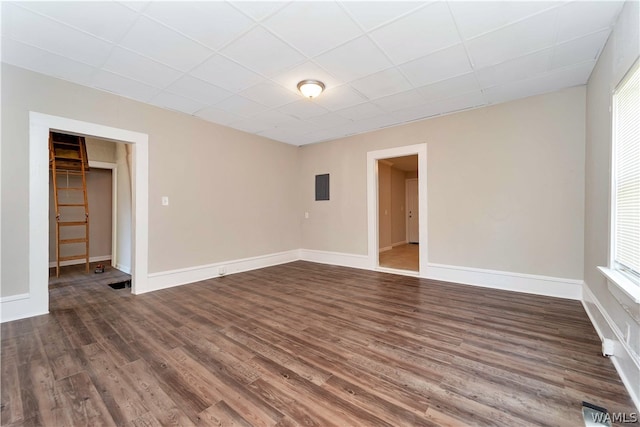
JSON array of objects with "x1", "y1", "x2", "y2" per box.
[
  {"x1": 21, "y1": 112, "x2": 148, "y2": 321},
  {"x1": 367, "y1": 143, "x2": 427, "y2": 277},
  {"x1": 377, "y1": 155, "x2": 419, "y2": 272},
  {"x1": 48, "y1": 135, "x2": 133, "y2": 290}
]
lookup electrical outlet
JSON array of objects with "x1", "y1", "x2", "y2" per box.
[
  {"x1": 161, "y1": 196, "x2": 169, "y2": 206},
  {"x1": 218, "y1": 266, "x2": 226, "y2": 276},
  {"x1": 304, "y1": 212, "x2": 309, "y2": 219}
]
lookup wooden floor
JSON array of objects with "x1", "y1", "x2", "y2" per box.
[
  {"x1": 379, "y1": 243, "x2": 419, "y2": 271},
  {"x1": 1, "y1": 261, "x2": 637, "y2": 426},
  {"x1": 49, "y1": 261, "x2": 131, "y2": 290}
]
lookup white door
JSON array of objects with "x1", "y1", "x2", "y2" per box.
[{"x1": 406, "y1": 179, "x2": 419, "y2": 243}]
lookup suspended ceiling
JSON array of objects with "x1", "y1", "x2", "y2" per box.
[{"x1": 1, "y1": 1, "x2": 624, "y2": 146}]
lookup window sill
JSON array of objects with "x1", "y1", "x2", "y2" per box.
[{"x1": 598, "y1": 266, "x2": 640, "y2": 305}]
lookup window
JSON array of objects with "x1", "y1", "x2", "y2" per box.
[{"x1": 612, "y1": 59, "x2": 640, "y2": 286}]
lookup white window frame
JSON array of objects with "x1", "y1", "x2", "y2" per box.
[{"x1": 600, "y1": 58, "x2": 640, "y2": 304}]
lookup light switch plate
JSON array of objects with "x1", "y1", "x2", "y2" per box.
[{"x1": 162, "y1": 196, "x2": 169, "y2": 206}]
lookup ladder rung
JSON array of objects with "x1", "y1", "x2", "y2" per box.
[
  {"x1": 53, "y1": 141, "x2": 81, "y2": 147},
  {"x1": 57, "y1": 187, "x2": 84, "y2": 191},
  {"x1": 58, "y1": 221, "x2": 87, "y2": 226},
  {"x1": 53, "y1": 170, "x2": 84, "y2": 175},
  {"x1": 59, "y1": 254, "x2": 88, "y2": 262},
  {"x1": 54, "y1": 156, "x2": 82, "y2": 161},
  {"x1": 60, "y1": 238, "x2": 88, "y2": 244},
  {"x1": 58, "y1": 203, "x2": 86, "y2": 207}
]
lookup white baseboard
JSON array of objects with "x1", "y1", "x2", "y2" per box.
[
  {"x1": 1, "y1": 293, "x2": 48, "y2": 323},
  {"x1": 299, "y1": 249, "x2": 370, "y2": 270},
  {"x1": 143, "y1": 250, "x2": 299, "y2": 294},
  {"x1": 582, "y1": 283, "x2": 640, "y2": 411},
  {"x1": 425, "y1": 263, "x2": 583, "y2": 300},
  {"x1": 48, "y1": 255, "x2": 112, "y2": 268},
  {"x1": 380, "y1": 241, "x2": 410, "y2": 252}
]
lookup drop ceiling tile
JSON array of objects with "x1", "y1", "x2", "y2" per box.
[
  {"x1": 475, "y1": 49, "x2": 552, "y2": 89},
  {"x1": 91, "y1": 70, "x2": 160, "y2": 102},
  {"x1": 273, "y1": 117, "x2": 321, "y2": 132},
  {"x1": 1, "y1": 37, "x2": 97, "y2": 85},
  {"x1": 449, "y1": 1, "x2": 560, "y2": 40},
  {"x1": 221, "y1": 26, "x2": 304, "y2": 77},
  {"x1": 195, "y1": 106, "x2": 244, "y2": 126},
  {"x1": 103, "y1": 47, "x2": 183, "y2": 89},
  {"x1": 277, "y1": 99, "x2": 330, "y2": 120},
  {"x1": 556, "y1": 1, "x2": 624, "y2": 43},
  {"x1": 466, "y1": 8, "x2": 559, "y2": 69},
  {"x1": 349, "y1": 68, "x2": 412, "y2": 100},
  {"x1": 400, "y1": 44, "x2": 472, "y2": 87},
  {"x1": 484, "y1": 61, "x2": 595, "y2": 105},
  {"x1": 272, "y1": 61, "x2": 342, "y2": 94},
  {"x1": 314, "y1": 36, "x2": 392, "y2": 82},
  {"x1": 19, "y1": 1, "x2": 139, "y2": 43},
  {"x1": 393, "y1": 90, "x2": 486, "y2": 123},
  {"x1": 314, "y1": 84, "x2": 368, "y2": 111},
  {"x1": 306, "y1": 113, "x2": 353, "y2": 128},
  {"x1": 249, "y1": 109, "x2": 296, "y2": 125},
  {"x1": 239, "y1": 82, "x2": 300, "y2": 108},
  {"x1": 149, "y1": 91, "x2": 206, "y2": 115},
  {"x1": 214, "y1": 95, "x2": 268, "y2": 117},
  {"x1": 551, "y1": 30, "x2": 610, "y2": 70},
  {"x1": 190, "y1": 55, "x2": 263, "y2": 92},
  {"x1": 264, "y1": 2, "x2": 362, "y2": 57},
  {"x1": 119, "y1": 16, "x2": 213, "y2": 71},
  {"x1": 336, "y1": 102, "x2": 386, "y2": 121},
  {"x1": 2, "y1": 3, "x2": 114, "y2": 67},
  {"x1": 143, "y1": 2, "x2": 253, "y2": 50},
  {"x1": 352, "y1": 114, "x2": 402, "y2": 131},
  {"x1": 118, "y1": 1, "x2": 149, "y2": 13},
  {"x1": 228, "y1": 118, "x2": 276, "y2": 134},
  {"x1": 417, "y1": 73, "x2": 480, "y2": 103},
  {"x1": 299, "y1": 127, "x2": 347, "y2": 144},
  {"x1": 165, "y1": 75, "x2": 232, "y2": 105},
  {"x1": 230, "y1": 1, "x2": 288, "y2": 21},
  {"x1": 369, "y1": 2, "x2": 461, "y2": 64},
  {"x1": 340, "y1": 1, "x2": 424, "y2": 31},
  {"x1": 257, "y1": 128, "x2": 309, "y2": 143},
  {"x1": 371, "y1": 89, "x2": 426, "y2": 112},
  {"x1": 435, "y1": 90, "x2": 486, "y2": 114}
]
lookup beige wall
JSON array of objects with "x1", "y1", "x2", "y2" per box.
[
  {"x1": 85, "y1": 137, "x2": 116, "y2": 163},
  {"x1": 1, "y1": 64, "x2": 300, "y2": 297},
  {"x1": 584, "y1": 1, "x2": 639, "y2": 364},
  {"x1": 0, "y1": 59, "x2": 590, "y2": 298},
  {"x1": 48, "y1": 168, "x2": 112, "y2": 262},
  {"x1": 300, "y1": 86, "x2": 586, "y2": 279}
]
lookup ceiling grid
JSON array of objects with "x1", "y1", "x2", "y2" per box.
[{"x1": 1, "y1": 0, "x2": 624, "y2": 145}]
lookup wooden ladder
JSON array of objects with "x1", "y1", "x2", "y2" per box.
[{"x1": 49, "y1": 132, "x2": 90, "y2": 277}]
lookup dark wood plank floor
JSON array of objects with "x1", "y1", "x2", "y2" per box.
[
  {"x1": 2, "y1": 261, "x2": 637, "y2": 426},
  {"x1": 49, "y1": 261, "x2": 131, "y2": 289}
]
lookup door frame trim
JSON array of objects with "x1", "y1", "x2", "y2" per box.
[
  {"x1": 28, "y1": 112, "x2": 148, "y2": 317},
  {"x1": 367, "y1": 143, "x2": 427, "y2": 274}
]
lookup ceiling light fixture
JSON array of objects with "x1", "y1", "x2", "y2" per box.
[{"x1": 297, "y1": 79, "x2": 325, "y2": 99}]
